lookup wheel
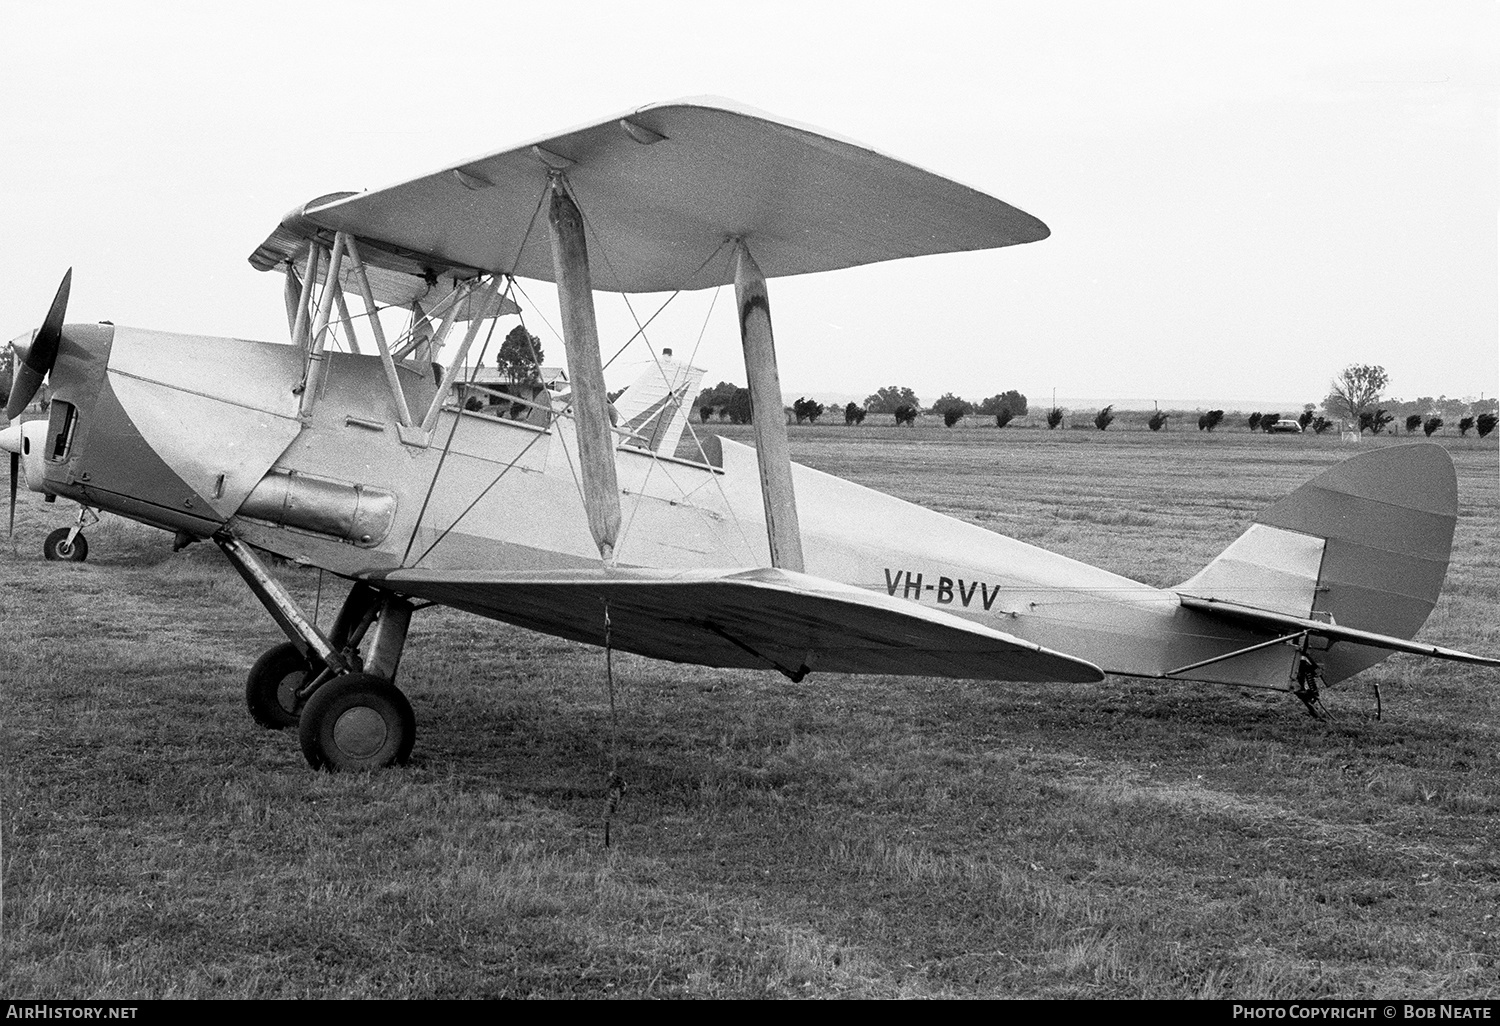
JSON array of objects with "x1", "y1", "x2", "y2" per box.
[
  {"x1": 298, "y1": 673, "x2": 415, "y2": 772},
  {"x1": 246, "y1": 641, "x2": 318, "y2": 729},
  {"x1": 43, "y1": 528, "x2": 87, "y2": 562}
]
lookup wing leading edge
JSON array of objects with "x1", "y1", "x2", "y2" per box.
[{"x1": 372, "y1": 566, "x2": 1104, "y2": 683}]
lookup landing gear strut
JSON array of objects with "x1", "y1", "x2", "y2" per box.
[{"x1": 220, "y1": 537, "x2": 416, "y2": 770}]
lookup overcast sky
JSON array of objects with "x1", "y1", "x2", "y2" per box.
[{"x1": 2, "y1": 0, "x2": 1493, "y2": 409}]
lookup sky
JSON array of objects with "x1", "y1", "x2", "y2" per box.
[{"x1": 1, "y1": 0, "x2": 1494, "y2": 411}]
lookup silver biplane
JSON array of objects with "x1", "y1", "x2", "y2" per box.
[{"x1": 4, "y1": 99, "x2": 1496, "y2": 771}]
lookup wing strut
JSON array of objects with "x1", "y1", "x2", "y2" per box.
[
  {"x1": 734, "y1": 242, "x2": 804, "y2": 571},
  {"x1": 546, "y1": 176, "x2": 623, "y2": 562}
]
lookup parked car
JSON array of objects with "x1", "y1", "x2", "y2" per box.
[{"x1": 1267, "y1": 419, "x2": 1303, "y2": 434}]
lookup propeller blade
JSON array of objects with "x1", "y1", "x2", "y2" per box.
[
  {"x1": 8, "y1": 451, "x2": 17, "y2": 539},
  {"x1": 5, "y1": 269, "x2": 72, "y2": 420}
]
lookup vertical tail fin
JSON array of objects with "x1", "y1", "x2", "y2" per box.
[{"x1": 611, "y1": 349, "x2": 705, "y2": 457}]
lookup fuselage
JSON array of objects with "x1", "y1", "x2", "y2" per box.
[{"x1": 32, "y1": 323, "x2": 1295, "y2": 687}]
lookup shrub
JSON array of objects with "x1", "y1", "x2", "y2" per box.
[
  {"x1": 1458, "y1": 417, "x2": 1474, "y2": 437},
  {"x1": 1248, "y1": 413, "x2": 1263, "y2": 431},
  {"x1": 893, "y1": 404, "x2": 918, "y2": 427},
  {"x1": 1046, "y1": 408, "x2": 1064, "y2": 430},
  {"x1": 1311, "y1": 416, "x2": 1333, "y2": 434},
  {"x1": 1148, "y1": 411, "x2": 1168, "y2": 432},
  {"x1": 1093, "y1": 405, "x2": 1115, "y2": 431},
  {"x1": 1405, "y1": 414, "x2": 1423, "y2": 434},
  {"x1": 843, "y1": 402, "x2": 866, "y2": 426},
  {"x1": 1261, "y1": 413, "x2": 1281, "y2": 433},
  {"x1": 1478, "y1": 413, "x2": 1498, "y2": 438},
  {"x1": 792, "y1": 397, "x2": 824, "y2": 424},
  {"x1": 1197, "y1": 410, "x2": 1225, "y2": 432},
  {"x1": 994, "y1": 408, "x2": 1014, "y2": 428},
  {"x1": 942, "y1": 407, "x2": 965, "y2": 427},
  {"x1": 1423, "y1": 416, "x2": 1443, "y2": 437}
]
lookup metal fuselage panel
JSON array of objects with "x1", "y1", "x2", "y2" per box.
[{"x1": 44, "y1": 326, "x2": 1289, "y2": 686}]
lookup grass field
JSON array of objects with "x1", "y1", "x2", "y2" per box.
[{"x1": 2, "y1": 426, "x2": 1497, "y2": 998}]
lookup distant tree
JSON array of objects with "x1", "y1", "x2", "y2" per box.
[
  {"x1": 1359, "y1": 409, "x2": 1394, "y2": 435},
  {"x1": 1298, "y1": 408, "x2": 1315, "y2": 431},
  {"x1": 1477, "y1": 413, "x2": 1498, "y2": 439},
  {"x1": 1093, "y1": 405, "x2": 1115, "y2": 431},
  {"x1": 1457, "y1": 417, "x2": 1475, "y2": 437},
  {"x1": 1311, "y1": 416, "x2": 1333, "y2": 434},
  {"x1": 977, "y1": 390, "x2": 1028, "y2": 417},
  {"x1": 931, "y1": 393, "x2": 973, "y2": 427},
  {"x1": 1197, "y1": 409, "x2": 1225, "y2": 432},
  {"x1": 1247, "y1": 412, "x2": 1263, "y2": 431},
  {"x1": 497, "y1": 325, "x2": 545, "y2": 385},
  {"x1": 792, "y1": 397, "x2": 825, "y2": 424},
  {"x1": 994, "y1": 408, "x2": 1014, "y2": 428},
  {"x1": 1046, "y1": 408, "x2": 1064, "y2": 430},
  {"x1": 1147, "y1": 411, "x2": 1168, "y2": 432},
  {"x1": 843, "y1": 401, "x2": 866, "y2": 426},
  {"x1": 463, "y1": 395, "x2": 484, "y2": 412},
  {"x1": 1423, "y1": 416, "x2": 1443, "y2": 437},
  {"x1": 893, "y1": 404, "x2": 918, "y2": 426},
  {"x1": 698, "y1": 405, "x2": 715, "y2": 423},
  {"x1": 697, "y1": 381, "x2": 741, "y2": 421},
  {"x1": 1404, "y1": 414, "x2": 1424, "y2": 435},
  {"x1": 1261, "y1": 412, "x2": 1281, "y2": 433},
  {"x1": 1326, "y1": 363, "x2": 1389, "y2": 426},
  {"x1": 725, "y1": 387, "x2": 753, "y2": 424},
  {"x1": 865, "y1": 385, "x2": 921, "y2": 414}
]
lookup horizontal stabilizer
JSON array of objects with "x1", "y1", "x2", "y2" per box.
[
  {"x1": 1179, "y1": 596, "x2": 1500, "y2": 670},
  {"x1": 282, "y1": 97, "x2": 1049, "y2": 293},
  {"x1": 373, "y1": 565, "x2": 1103, "y2": 683}
]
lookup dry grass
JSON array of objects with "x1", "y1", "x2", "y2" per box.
[{"x1": 1, "y1": 426, "x2": 1496, "y2": 998}]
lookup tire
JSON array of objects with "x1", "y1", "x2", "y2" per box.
[
  {"x1": 298, "y1": 673, "x2": 415, "y2": 772},
  {"x1": 43, "y1": 528, "x2": 87, "y2": 562},
  {"x1": 246, "y1": 641, "x2": 317, "y2": 729}
]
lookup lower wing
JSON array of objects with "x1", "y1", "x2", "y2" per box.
[{"x1": 373, "y1": 565, "x2": 1104, "y2": 683}]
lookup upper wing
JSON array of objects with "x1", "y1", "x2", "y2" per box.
[
  {"x1": 257, "y1": 97, "x2": 1049, "y2": 294},
  {"x1": 250, "y1": 191, "x2": 520, "y2": 316},
  {"x1": 372, "y1": 565, "x2": 1103, "y2": 683}
]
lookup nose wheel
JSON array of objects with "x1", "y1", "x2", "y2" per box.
[
  {"x1": 43, "y1": 527, "x2": 88, "y2": 561},
  {"x1": 41, "y1": 506, "x2": 97, "y2": 561}
]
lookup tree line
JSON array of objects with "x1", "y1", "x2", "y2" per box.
[{"x1": 692, "y1": 365, "x2": 1497, "y2": 438}]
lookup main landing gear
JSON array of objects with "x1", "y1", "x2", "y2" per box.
[{"x1": 219, "y1": 537, "x2": 417, "y2": 771}]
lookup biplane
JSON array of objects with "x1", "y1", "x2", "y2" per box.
[{"x1": 4, "y1": 98, "x2": 1496, "y2": 771}]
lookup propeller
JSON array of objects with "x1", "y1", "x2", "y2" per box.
[
  {"x1": 6, "y1": 269, "x2": 72, "y2": 420},
  {"x1": 0, "y1": 423, "x2": 21, "y2": 539}
]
